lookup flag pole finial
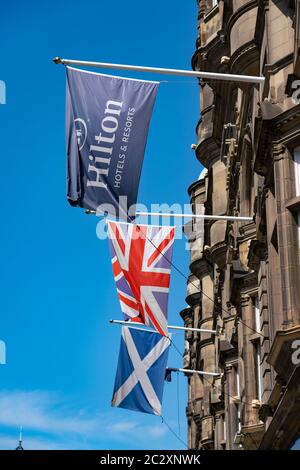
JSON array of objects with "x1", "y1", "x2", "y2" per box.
[
  {"x1": 53, "y1": 57, "x2": 62, "y2": 64},
  {"x1": 15, "y1": 426, "x2": 24, "y2": 450}
]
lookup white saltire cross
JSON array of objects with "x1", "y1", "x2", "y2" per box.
[{"x1": 112, "y1": 327, "x2": 170, "y2": 415}]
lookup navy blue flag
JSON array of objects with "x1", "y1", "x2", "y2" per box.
[
  {"x1": 112, "y1": 326, "x2": 170, "y2": 415},
  {"x1": 66, "y1": 67, "x2": 159, "y2": 218}
]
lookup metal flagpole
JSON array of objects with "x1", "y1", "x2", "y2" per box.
[
  {"x1": 53, "y1": 57, "x2": 264, "y2": 85},
  {"x1": 85, "y1": 209, "x2": 253, "y2": 222},
  {"x1": 167, "y1": 367, "x2": 222, "y2": 378},
  {"x1": 135, "y1": 211, "x2": 253, "y2": 222},
  {"x1": 109, "y1": 319, "x2": 217, "y2": 334}
]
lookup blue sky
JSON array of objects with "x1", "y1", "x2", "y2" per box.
[{"x1": 0, "y1": 0, "x2": 201, "y2": 450}]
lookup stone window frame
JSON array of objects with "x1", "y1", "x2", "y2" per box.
[
  {"x1": 204, "y1": 0, "x2": 219, "y2": 22},
  {"x1": 227, "y1": 359, "x2": 242, "y2": 447},
  {"x1": 251, "y1": 297, "x2": 263, "y2": 403},
  {"x1": 247, "y1": 294, "x2": 264, "y2": 404},
  {"x1": 233, "y1": 363, "x2": 242, "y2": 434},
  {"x1": 286, "y1": 147, "x2": 300, "y2": 227},
  {"x1": 293, "y1": 146, "x2": 300, "y2": 196}
]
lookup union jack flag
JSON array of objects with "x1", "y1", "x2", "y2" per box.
[{"x1": 107, "y1": 220, "x2": 175, "y2": 336}]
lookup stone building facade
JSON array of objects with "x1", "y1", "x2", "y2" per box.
[{"x1": 182, "y1": 0, "x2": 300, "y2": 450}]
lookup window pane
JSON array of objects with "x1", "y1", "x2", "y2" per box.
[{"x1": 293, "y1": 147, "x2": 300, "y2": 196}]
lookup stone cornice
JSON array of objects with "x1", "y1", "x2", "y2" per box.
[
  {"x1": 198, "y1": 337, "x2": 216, "y2": 349},
  {"x1": 195, "y1": 135, "x2": 221, "y2": 168},
  {"x1": 229, "y1": 41, "x2": 259, "y2": 77},
  {"x1": 267, "y1": 326, "x2": 300, "y2": 369},
  {"x1": 254, "y1": 103, "x2": 300, "y2": 176},
  {"x1": 240, "y1": 423, "x2": 265, "y2": 450},
  {"x1": 188, "y1": 178, "x2": 206, "y2": 197},
  {"x1": 259, "y1": 366, "x2": 300, "y2": 450},
  {"x1": 210, "y1": 240, "x2": 228, "y2": 269},
  {"x1": 238, "y1": 221, "x2": 256, "y2": 242},
  {"x1": 239, "y1": 271, "x2": 258, "y2": 293},
  {"x1": 190, "y1": 257, "x2": 212, "y2": 279},
  {"x1": 180, "y1": 307, "x2": 193, "y2": 325},
  {"x1": 199, "y1": 315, "x2": 214, "y2": 328},
  {"x1": 272, "y1": 142, "x2": 287, "y2": 161},
  {"x1": 200, "y1": 103, "x2": 215, "y2": 117},
  {"x1": 203, "y1": 3, "x2": 219, "y2": 23},
  {"x1": 264, "y1": 53, "x2": 294, "y2": 78},
  {"x1": 192, "y1": 33, "x2": 226, "y2": 73},
  {"x1": 240, "y1": 294, "x2": 251, "y2": 307},
  {"x1": 186, "y1": 291, "x2": 201, "y2": 308}
]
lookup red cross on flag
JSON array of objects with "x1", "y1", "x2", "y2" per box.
[{"x1": 107, "y1": 220, "x2": 175, "y2": 336}]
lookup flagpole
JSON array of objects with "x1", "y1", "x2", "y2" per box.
[
  {"x1": 168, "y1": 367, "x2": 222, "y2": 377},
  {"x1": 109, "y1": 319, "x2": 217, "y2": 334},
  {"x1": 135, "y1": 211, "x2": 253, "y2": 222},
  {"x1": 53, "y1": 57, "x2": 264, "y2": 85},
  {"x1": 85, "y1": 209, "x2": 253, "y2": 222}
]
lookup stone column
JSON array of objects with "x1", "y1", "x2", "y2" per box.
[
  {"x1": 214, "y1": 413, "x2": 224, "y2": 450},
  {"x1": 196, "y1": 263, "x2": 216, "y2": 448},
  {"x1": 192, "y1": 373, "x2": 204, "y2": 449}
]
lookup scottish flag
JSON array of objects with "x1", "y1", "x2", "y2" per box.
[{"x1": 112, "y1": 326, "x2": 170, "y2": 416}]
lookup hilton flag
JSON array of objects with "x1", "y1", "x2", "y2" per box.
[
  {"x1": 66, "y1": 67, "x2": 159, "y2": 218},
  {"x1": 107, "y1": 220, "x2": 175, "y2": 336},
  {"x1": 112, "y1": 326, "x2": 170, "y2": 415}
]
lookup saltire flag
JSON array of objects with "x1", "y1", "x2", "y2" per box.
[
  {"x1": 112, "y1": 326, "x2": 170, "y2": 415},
  {"x1": 107, "y1": 220, "x2": 175, "y2": 336},
  {"x1": 66, "y1": 67, "x2": 159, "y2": 218}
]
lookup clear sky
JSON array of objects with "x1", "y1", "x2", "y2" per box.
[{"x1": 0, "y1": 0, "x2": 202, "y2": 450}]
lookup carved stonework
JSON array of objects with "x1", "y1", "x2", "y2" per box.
[
  {"x1": 272, "y1": 143, "x2": 287, "y2": 162},
  {"x1": 184, "y1": 0, "x2": 300, "y2": 451}
]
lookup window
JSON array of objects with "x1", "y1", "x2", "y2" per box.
[
  {"x1": 221, "y1": 414, "x2": 227, "y2": 449},
  {"x1": 231, "y1": 363, "x2": 243, "y2": 448},
  {"x1": 253, "y1": 298, "x2": 263, "y2": 402},
  {"x1": 293, "y1": 147, "x2": 300, "y2": 196},
  {"x1": 293, "y1": 148, "x2": 300, "y2": 245},
  {"x1": 235, "y1": 366, "x2": 241, "y2": 433},
  {"x1": 240, "y1": 142, "x2": 253, "y2": 216}
]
